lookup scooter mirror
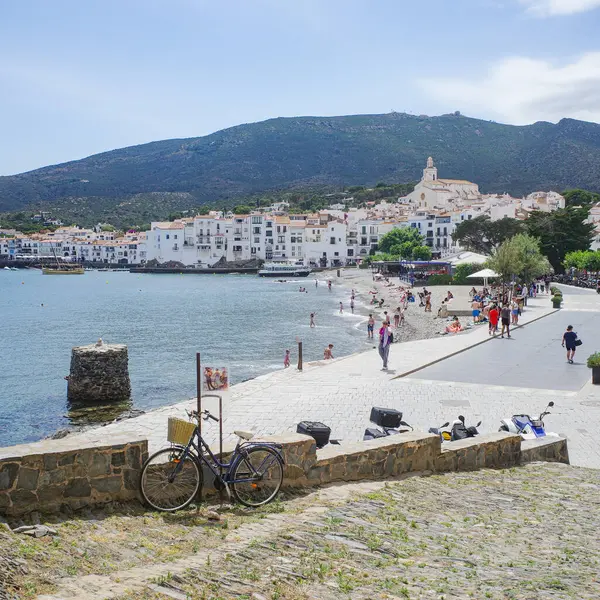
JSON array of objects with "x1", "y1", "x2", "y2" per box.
[
  {"x1": 458, "y1": 415, "x2": 465, "y2": 423},
  {"x1": 442, "y1": 422, "x2": 450, "y2": 428},
  {"x1": 476, "y1": 421, "x2": 482, "y2": 427},
  {"x1": 548, "y1": 401, "x2": 555, "y2": 408}
]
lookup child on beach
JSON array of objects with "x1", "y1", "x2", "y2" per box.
[
  {"x1": 284, "y1": 350, "x2": 291, "y2": 368},
  {"x1": 367, "y1": 314, "x2": 375, "y2": 339},
  {"x1": 324, "y1": 344, "x2": 334, "y2": 360}
]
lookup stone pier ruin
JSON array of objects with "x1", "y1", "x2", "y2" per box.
[{"x1": 67, "y1": 341, "x2": 131, "y2": 404}]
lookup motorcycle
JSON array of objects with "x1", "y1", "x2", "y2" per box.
[
  {"x1": 498, "y1": 401, "x2": 557, "y2": 440},
  {"x1": 428, "y1": 422, "x2": 451, "y2": 441},
  {"x1": 363, "y1": 407, "x2": 413, "y2": 441}
]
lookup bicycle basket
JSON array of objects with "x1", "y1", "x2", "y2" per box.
[{"x1": 167, "y1": 417, "x2": 196, "y2": 445}]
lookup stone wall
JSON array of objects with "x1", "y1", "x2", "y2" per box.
[
  {"x1": 0, "y1": 437, "x2": 147, "y2": 516},
  {"x1": 521, "y1": 436, "x2": 569, "y2": 465},
  {"x1": 0, "y1": 430, "x2": 568, "y2": 517}
]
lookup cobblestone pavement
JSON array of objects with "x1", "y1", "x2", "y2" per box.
[
  {"x1": 4, "y1": 290, "x2": 599, "y2": 470},
  {"x1": 34, "y1": 462, "x2": 600, "y2": 600}
]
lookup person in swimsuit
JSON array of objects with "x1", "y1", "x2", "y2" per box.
[
  {"x1": 367, "y1": 314, "x2": 375, "y2": 339},
  {"x1": 324, "y1": 344, "x2": 334, "y2": 360},
  {"x1": 339, "y1": 302, "x2": 343, "y2": 314},
  {"x1": 310, "y1": 313, "x2": 316, "y2": 328},
  {"x1": 284, "y1": 350, "x2": 290, "y2": 368},
  {"x1": 350, "y1": 298, "x2": 355, "y2": 314},
  {"x1": 511, "y1": 300, "x2": 519, "y2": 325},
  {"x1": 394, "y1": 309, "x2": 400, "y2": 328},
  {"x1": 562, "y1": 325, "x2": 578, "y2": 364}
]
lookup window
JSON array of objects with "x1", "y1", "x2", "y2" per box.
[
  {"x1": 253, "y1": 227, "x2": 260, "y2": 234},
  {"x1": 254, "y1": 237, "x2": 260, "y2": 243},
  {"x1": 347, "y1": 249, "x2": 354, "y2": 256},
  {"x1": 334, "y1": 252, "x2": 339, "y2": 256},
  {"x1": 278, "y1": 236, "x2": 285, "y2": 243},
  {"x1": 174, "y1": 234, "x2": 178, "y2": 239},
  {"x1": 330, "y1": 237, "x2": 336, "y2": 244},
  {"x1": 266, "y1": 231, "x2": 273, "y2": 237},
  {"x1": 251, "y1": 247, "x2": 256, "y2": 254},
  {"x1": 252, "y1": 216, "x2": 262, "y2": 224},
  {"x1": 277, "y1": 226, "x2": 281, "y2": 233},
  {"x1": 266, "y1": 222, "x2": 272, "y2": 228},
  {"x1": 166, "y1": 234, "x2": 170, "y2": 240},
  {"x1": 428, "y1": 222, "x2": 433, "y2": 228}
]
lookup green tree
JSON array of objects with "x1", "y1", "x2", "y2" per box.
[
  {"x1": 486, "y1": 240, "x2": 523, "y2": 284},
  {"x1": 563, "y1": 189, "x2": 600, "y2": 207},
  {"x1": 233, "y1": 205, "x2": 253, "y2": 215},
  {"x1": 378, "y1": 227, "x2": 423, "y2": 255},
  {"x1": 487, "y1": 234, "x2": 550, "y2": 283},
  {"x1": 452, "y1": 262, "x2": 484, "y2": 284},
  {"x1": 452, "y1": 215, "x2": 524, "y2": 255},
  {"x1": 412, "y1": 245, "x2": 433, "y2": 261},
  {"x1": 564, "y1": 250, "x2": 589, "y2": 270},
  {"x1": 526, "y1": 207, "x2": 595, "y2": 272}
]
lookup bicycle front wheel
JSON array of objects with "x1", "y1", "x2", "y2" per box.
[
  {"x1": 140, "y1": 446, "x2": 203, "y2": 512},
  {"x1": 231, "y1": 445, "x2": 284, "y2": 507}
]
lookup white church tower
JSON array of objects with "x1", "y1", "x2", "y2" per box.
[{"x1": 423, "y1": 156, "x2": 438, "y2": 182}]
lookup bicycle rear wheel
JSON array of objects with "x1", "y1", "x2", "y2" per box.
[
  {"x1": 140, "y1": 446, "x2": 203, "y2": 512},
  {"x1": 231, "y1": 445, "x2": 284, "y2": 507}
]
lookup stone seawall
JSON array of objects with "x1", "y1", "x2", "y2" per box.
[
  {"x1": 0, "y1": 432, "x2": 567, "y2": 517},
  {"x1": 0, "y1": 435, "x2": 147, "y2": 516}
]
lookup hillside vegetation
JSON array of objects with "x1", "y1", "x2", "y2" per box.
[{"x1": 1, "y1": 112, "x2": 600, "y2": 219}]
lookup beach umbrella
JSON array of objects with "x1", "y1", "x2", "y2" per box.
[{"x1": 467, "y1": 268, "x2": 499, "y2": 289}]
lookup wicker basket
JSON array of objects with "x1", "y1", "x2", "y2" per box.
[{"x1": 167, "y1": 417, "x2": 196, "y2": 445}]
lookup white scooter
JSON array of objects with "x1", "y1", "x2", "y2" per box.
[{"x1": 499, "y1": 401, "x2": 558, "y2": 440}]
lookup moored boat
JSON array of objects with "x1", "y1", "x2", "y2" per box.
[
  {"x1": 42, "y1": 267, "x2": 85, "y2": 275},
  {"x1": 258, "y1": 261, "x2": 312, "y2": 278}
]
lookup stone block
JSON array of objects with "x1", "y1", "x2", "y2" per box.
[
  {"x1": 123, "y1": 469, "x2": 139, "y2": 491},
  {"x1": 21, "y1": 455, "x2": 42, "y2": 469},
  {"x1": 0, "y1": 492, "x2": 11, "y2": 511},
  {"x1": 37, "y1": 486, "x2": 65, "y2": 505},
  {"x1": 91, "y1": 476, "x2": 123, "y2": 494},
  {"x1": 63, "y1": 478, "x2": 92, "y2": 498},
  {"x1": 43, "y1": 454, "x2": 58, "y2": 470},
  {"x1": 126, "y1": 445, "x2": 141, "y2": 467},
  {"x1": 111, "y1": 452, "x2": 125, "y2": 467},
  {"x1": 17, "y1": 468, "x2": 40, "y2": 491},
  {"x1": 58, "y1": 454, "x2": 75, "y2": 467},
  {"x1": 75, "y1": 450, "x2": 95, "y2": 466},
  {"x1": 9, "y1": 489, "x2": 38, "y2": 511},
  {"x1": 0, "y1": 463, "x2": 20, "y2": 491},
  {"x1": 89, "y1": 453, "x2": 112, "y2": 477}
]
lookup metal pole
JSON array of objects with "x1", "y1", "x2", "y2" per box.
[
  {"x1": 298, "y1": 341, "x2": 303, "y2": 371},
  {"x1": 219, "y1": 394, "x2": 223, "y2": 506},
  {"x1": 196, "y1": 352, "x2": 201, "y2": 436}
]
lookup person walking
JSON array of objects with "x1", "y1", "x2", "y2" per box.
[
  {"x1": 283, "y1": 349, "x2": 291, "y2": 368},
  {"x1": 488, "y1": 304, "x2": 499, "y2": 335},
  {"x1": 394, "y1": 308, "x2": 400, "y2": 328},
  {"x1": 350, "y1": 298, "x2": 355, "y2": 314},
  {"x1": 511, "y1": 300, "x2": 519, "y2": 325},
  {"x1": 310, "y1": 312, "x2": 316, "y2": 328},
  {"x1": 367, "y1": 314, "x2": 375, "y2": 339},
  {"x1": 378, "y1": 321, "x2": 392, "y2": 370},
  {"x1": 562, "y1": 325, "x2": 578, "y2": 364},
  {"x1": 339, "y1": 302, "x2": 343, "y2": 314},
  {"x1": 425, "y1": 294, "x2": 432, "y2": 312},
  {"x1": 500, "y1": 304, "x2": 511, "y2": 338}
]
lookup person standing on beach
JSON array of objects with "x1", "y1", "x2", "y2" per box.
[
  {"x1": 562, "y1": 325, "x2": 578, "y2": 364},
  {"x1": 425, "y1": 294, "x2": 432, "y2": 313},
  {"x1": 367, "y1": 314, "x2": 375, "y2": 339},
  {"x1": 310, "y1": 313, "x2": 316, "y2": 328},
  {"x1": 488, "y1": 304, "x2": 499, "y2": 335},
  {"x1": 339, "y1": 302, "x2": 343, "y2": 314},
  {"x1": 328, "y1": 280, "x2": 332, "y2": 291},
  {"x1": 315, "y1": 279, "x2": 318, "y2": 287},
  {"x1": 283, "y1": 350, "x2": 291, "y2": 368},
  {"x1": 394, "y1": 308, "x2": 400, "y2": 328},
  {"x1": 500, "y1": 304, "x2": 511, "y2": 338},
  {"x1": 350, "y1": 298, "x2": 355, "y2": 314},
  {"x1": 378, "y1": 321, "x2": 392, "y2": 370},
  {"x1": 324, "y1": 344, "x2": 334, "y2": 360}
]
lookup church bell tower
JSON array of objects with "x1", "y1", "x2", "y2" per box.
[{"x1": 423, "y1": 156, "x2": 438, "y2": 182}]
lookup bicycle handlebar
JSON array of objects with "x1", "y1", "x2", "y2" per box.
[{"x1": 186, "y1": 409, "x2": 220, "y2": 422}]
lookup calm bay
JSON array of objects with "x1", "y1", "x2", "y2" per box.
[{"x1": 0, "y1": 269, "x2": 368, "y2": 447}]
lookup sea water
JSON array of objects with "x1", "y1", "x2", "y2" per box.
[{"x1": 0, "y1": 270, "x2": 369, "y2": 446}]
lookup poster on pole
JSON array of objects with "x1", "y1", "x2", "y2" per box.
[{"x1": 203, "y1": 366, "x2": 229, "y2": 392}]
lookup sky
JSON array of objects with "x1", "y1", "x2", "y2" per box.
[{"x1": 1, "y1": 0, "x2": 600, "y2": 175}]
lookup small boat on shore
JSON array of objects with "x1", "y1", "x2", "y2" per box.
[{"x1": 258, "y1": 261, "x2": 312, "y2": 278}]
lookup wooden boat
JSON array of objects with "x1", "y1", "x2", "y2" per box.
[{"x1": 42, "y1": 267, "x2": 85, "y2": 275}]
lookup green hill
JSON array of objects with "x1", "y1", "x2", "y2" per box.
[{"x1": 1, "y1": 112, "x2": 600, "y2": 217}]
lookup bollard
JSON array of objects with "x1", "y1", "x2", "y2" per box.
[{"x1": 297, "y1": 341, "x2": 303, "y2": 371}]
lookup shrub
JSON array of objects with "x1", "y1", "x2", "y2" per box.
[
  {"x1": 452, "y1": 263, "x2": 483, "y2": 285},
  {"x1": 551, "y1": 295, "x2": 563, "y2": 304},
  {"x1": 587, "y1": 353, "x2": 600, "y2": 368},
  {"x1": 427, "y1": 274, "x2": 453, "y2": 286}
]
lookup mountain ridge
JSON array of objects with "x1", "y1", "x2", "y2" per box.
[{"x1": 1, "y1": 112, "x2": 600, "y2": 214}]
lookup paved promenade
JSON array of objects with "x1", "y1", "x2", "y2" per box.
[{"x1": 3, "y1": 285, "x2": 599, "y2": 469}]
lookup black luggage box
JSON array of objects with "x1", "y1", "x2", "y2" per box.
[
  {"x1": 363, "y1": 427, "x2": 388, "y2": 441},
  {"x1": 370, "y1": 407, "x2": 402, "y2": 428},
  {"x1": 297, "y1": 421, "x2": 331, "y2": 448}
]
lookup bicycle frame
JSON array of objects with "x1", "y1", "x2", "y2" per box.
[{"x1": 172, "y1": 425, "x2": 283, "y2": 488}]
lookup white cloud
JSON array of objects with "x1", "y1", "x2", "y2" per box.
[
  {"x1": 519, "y1": 0, "x2": 600, "y2": 16},
  {"x1": 419, "y1": 53, "x2": 600, "y2": 125}
]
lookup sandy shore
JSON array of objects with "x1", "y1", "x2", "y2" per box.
[{"x1": 315, "y1": 268, "x2": 480, "y2": 344}]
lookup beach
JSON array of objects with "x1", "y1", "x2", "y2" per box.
[{"x1": 316, "y1": 267, "x2": 478, "y2": 344}]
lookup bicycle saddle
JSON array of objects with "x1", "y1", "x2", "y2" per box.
[{"x1": 234, "y1": 430, "x2": 255, "y2": 441}]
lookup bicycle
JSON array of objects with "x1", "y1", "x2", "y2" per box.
[{"x1": 139, "y1": 409, "x2": 284, "y2": 511}]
